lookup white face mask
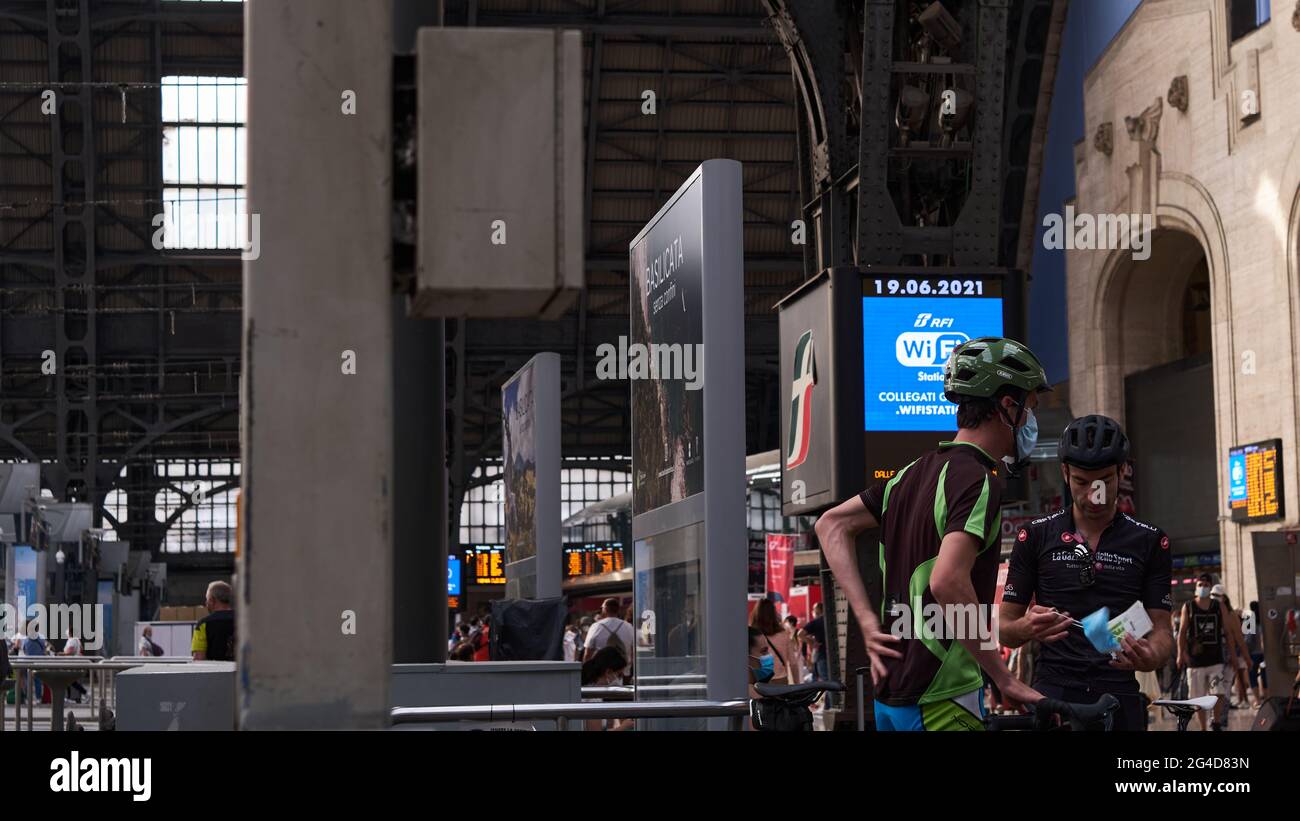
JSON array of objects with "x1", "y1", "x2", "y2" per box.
[{"x1": 1195, "y1": 586, "x2": 1210, "y2": 600}]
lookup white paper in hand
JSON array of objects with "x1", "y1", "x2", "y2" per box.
[{"x1": 1107, "y1": 599, "x2": 1153, "y2": 643}]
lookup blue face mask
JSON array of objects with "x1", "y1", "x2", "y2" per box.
[
  {"x1": 753, "y1": 654, "x2": 775, "y2": 683},
  {"x1": 1002, "y1": 406, "x2": 1039, "y2": 473},
  {"x1": 1016, "y1": 407, "x2": 1039, "y2": 460}
]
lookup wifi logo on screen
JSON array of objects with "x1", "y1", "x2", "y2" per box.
[{"x1": 895, "y1": 332, "x2": 969, "y2": 367}]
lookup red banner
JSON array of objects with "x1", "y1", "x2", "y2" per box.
[{"x1": 765, "y1": 533, "x2": 807, "y2": 606}]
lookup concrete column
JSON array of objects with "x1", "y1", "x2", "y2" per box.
[
  {"x1": 391, "y1": 0, "x2": 450, "y2": 667},
  {"x1": 392, "y1": 301, "x2": 447, "y2": 663},
  {"x1": 240, "y1": 0, "x2": 393, "y2": 729}
]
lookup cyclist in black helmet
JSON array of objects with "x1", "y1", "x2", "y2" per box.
[{"x1": 999, "y1": 414, "x2": 1173, "y2": 730}]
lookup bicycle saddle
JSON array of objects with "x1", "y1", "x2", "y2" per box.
[
  {"x1": 755, "y1": 680, "x2": 846, "y2": 699},
  {"x1": 1153, "y1": 696, "x2": 1219, "y2": 714}
]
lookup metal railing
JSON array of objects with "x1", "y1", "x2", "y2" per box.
[
  {"x1": 391, "y1": 698, "x2": 749, "y2": 730},
  {"x1": 3, "y1": 655, "x2": 193, "y2": 732}
]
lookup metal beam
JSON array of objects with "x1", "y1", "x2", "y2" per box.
[{"x1": 469, "y1": 13, "x2": 773, "y2": 37}]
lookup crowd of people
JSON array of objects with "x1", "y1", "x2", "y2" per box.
[
  {"x1": 746, "y1": 599, "x2": 829, "y2": 692},
  {"x1": 447, "y1": 611, "x2": 492, "y2": 662},
  {"x1": 448, "y1": 597, "x2": 638, "y2": 671}
]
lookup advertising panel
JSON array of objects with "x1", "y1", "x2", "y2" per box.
[{"x1": 630, "y1": 175, "x2": 704, "y2": 514}]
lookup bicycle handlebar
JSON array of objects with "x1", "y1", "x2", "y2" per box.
[{"x1": 985, "y1": 693, "x2": 1120, "y2": 731}]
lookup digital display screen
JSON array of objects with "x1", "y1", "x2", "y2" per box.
[
  {"x1": 1228, "y1": 439, "x2": 1283, "y2": 523},
  {"x1": 861, "y1": 275, "x2": 1005, "y2": 432},
  {"x1": 463, "y1": 545, "x2": 506, "y2": 585},
  {"x1": 447, "y1": 555, "x2": 461, "y2": 596},
  {"x1": 563, "y1": 542, "x2": 626, "y2": 579}
]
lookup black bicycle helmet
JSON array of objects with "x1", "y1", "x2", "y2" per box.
[{"x1": 1058, "y1": 414, "x2": 1129, "y2": 469}]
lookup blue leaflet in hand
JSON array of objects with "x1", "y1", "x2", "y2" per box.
[{"x1": 1082, "y1": 606, "x2": 1119, "y2": 653}]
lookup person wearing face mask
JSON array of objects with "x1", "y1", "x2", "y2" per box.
[
  {"x1": 1177, "y1": 574, "x2": 1244, "y2": 731},
  {"x1": 747, "y1": 626, "x2": 777, "y2": 729},
  {"x1": 748, "y1": 627, "x2": 775, "y2": 688},
  {"x1": 1000, "y1": 415, "x2": 1173, "y2": 731},
  {"x1": 816, "y1": 337, "x2": 1050, "y2": 731},
  {"x1": 581, "y1": 646, "x2": 633, "y2": 731}
]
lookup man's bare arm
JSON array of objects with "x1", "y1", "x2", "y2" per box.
[
  {"x1": 999, "y1": 601, "x2": 1072, "y2": 649},
  {"x1": 814, "y1": 495, "x2": 900, "y2": 683},
  {"x1": 813, "y1": 495, "x2": 878, "y2": 629},
  {"x1": 1147, "y1": 609, "x2": 1174, "y2": 666},
  {"x1": 1176, "y1": 606, "x2": 1190, "y2": 666},
  {"x1": 932, "y1": 532, "x2": 1041, "y2": 704}
]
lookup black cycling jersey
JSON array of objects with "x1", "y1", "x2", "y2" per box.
[{"x1": 1002, "y1": 506, "x2": 1172, "y2": 687}]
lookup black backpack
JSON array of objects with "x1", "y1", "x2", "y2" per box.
[
  {"x1": 147, "y1": 638, "x2": 165, "y2": 657},
  {"x1": 596, "y1": 620, "x2": 628, "y2": 660}
]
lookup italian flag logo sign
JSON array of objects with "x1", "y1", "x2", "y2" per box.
[{"x1": 786, "y1": 330, "x2": 816, "y2": 470}]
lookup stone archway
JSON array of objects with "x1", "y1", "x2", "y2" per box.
[
  {"x1": 1093, "y1": 228, "x2": 1211, "y2": 415},
  {"x1": 1095, "y1": 228, "x2": 1219, "y2": 560}
]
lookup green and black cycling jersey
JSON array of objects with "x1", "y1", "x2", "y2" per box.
[{"x1": 859, "y1": 440, "x2": 1003, "y2": 706}]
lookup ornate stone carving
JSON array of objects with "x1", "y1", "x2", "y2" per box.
[
  {"x1": 1125, "y1": 97, "x2": 1163, "y2": 143},
  {"x1": 1094, "y1": 122, "x2": 1113, "y2": 156},
  {"x1": 1167, "y1": 75, "x2": 1188, "y2": 112}
]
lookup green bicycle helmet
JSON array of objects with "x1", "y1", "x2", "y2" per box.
[{"x1": 942, "y1": 337, "x2": 1050, "y2": 403}]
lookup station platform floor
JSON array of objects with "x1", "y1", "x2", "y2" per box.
[{"x1": 3, "y1": 698, "x2": 110, "y2": 732}]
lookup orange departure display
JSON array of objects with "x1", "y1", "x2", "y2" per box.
[
  {"x1": 1228, "y1": 439, "x2": 1284, "y2": 524},
  {"x1": 463, "y1": 545, "x2": 506, "y2": 584},
  {"x1": 562, "y1": 543, "x2": 626, "y2": 578}
]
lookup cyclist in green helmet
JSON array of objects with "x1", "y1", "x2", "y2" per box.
[{"x1": 814, "y1": 337, "x2": 1051, "y2": 730}]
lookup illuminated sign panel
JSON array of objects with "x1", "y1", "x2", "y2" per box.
[
  {"x1": 448, "y1": 555, "x2": 461, "y2": 596},
  {"x1": 861, "y1": 276, "x2": 1005, "y2": 432},
  {"x1": 563, "y1": 542, "x2": 626, "y2": 579},
  {"x1": 1228, "y1": 439, "x2": 1283, "y2": 524},
  {"x1": 463, "y1": 545, "x2": 506, "y2": 585},
  {"x1": 858, "y1": 272, "x2": 1016, "y2": 494}
]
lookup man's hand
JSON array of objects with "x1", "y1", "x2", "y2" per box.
[
  {"x1": 1022, "y1": 605, "x2": 1073, "y2": 643},
  {"x1": 860, "y1": 617, "x2": 903, "y2": 686},
  {"x1": 996, "y1": 675, "x2": 1044, "y2": 709},
  {"x1": 1109, "y1": 633, "x2": 1159, "y2": 671}
]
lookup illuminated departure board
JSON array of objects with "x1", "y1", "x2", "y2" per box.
[
  {"x1": 1228, "y1": 439, "x2": 1284, "y2": 524},
  {"x1": 562, "y1": 542, "x2": 626, "y2": 579},
  {"x1": 463, "y1": 545, "x2": 507, "y2": 584}
]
